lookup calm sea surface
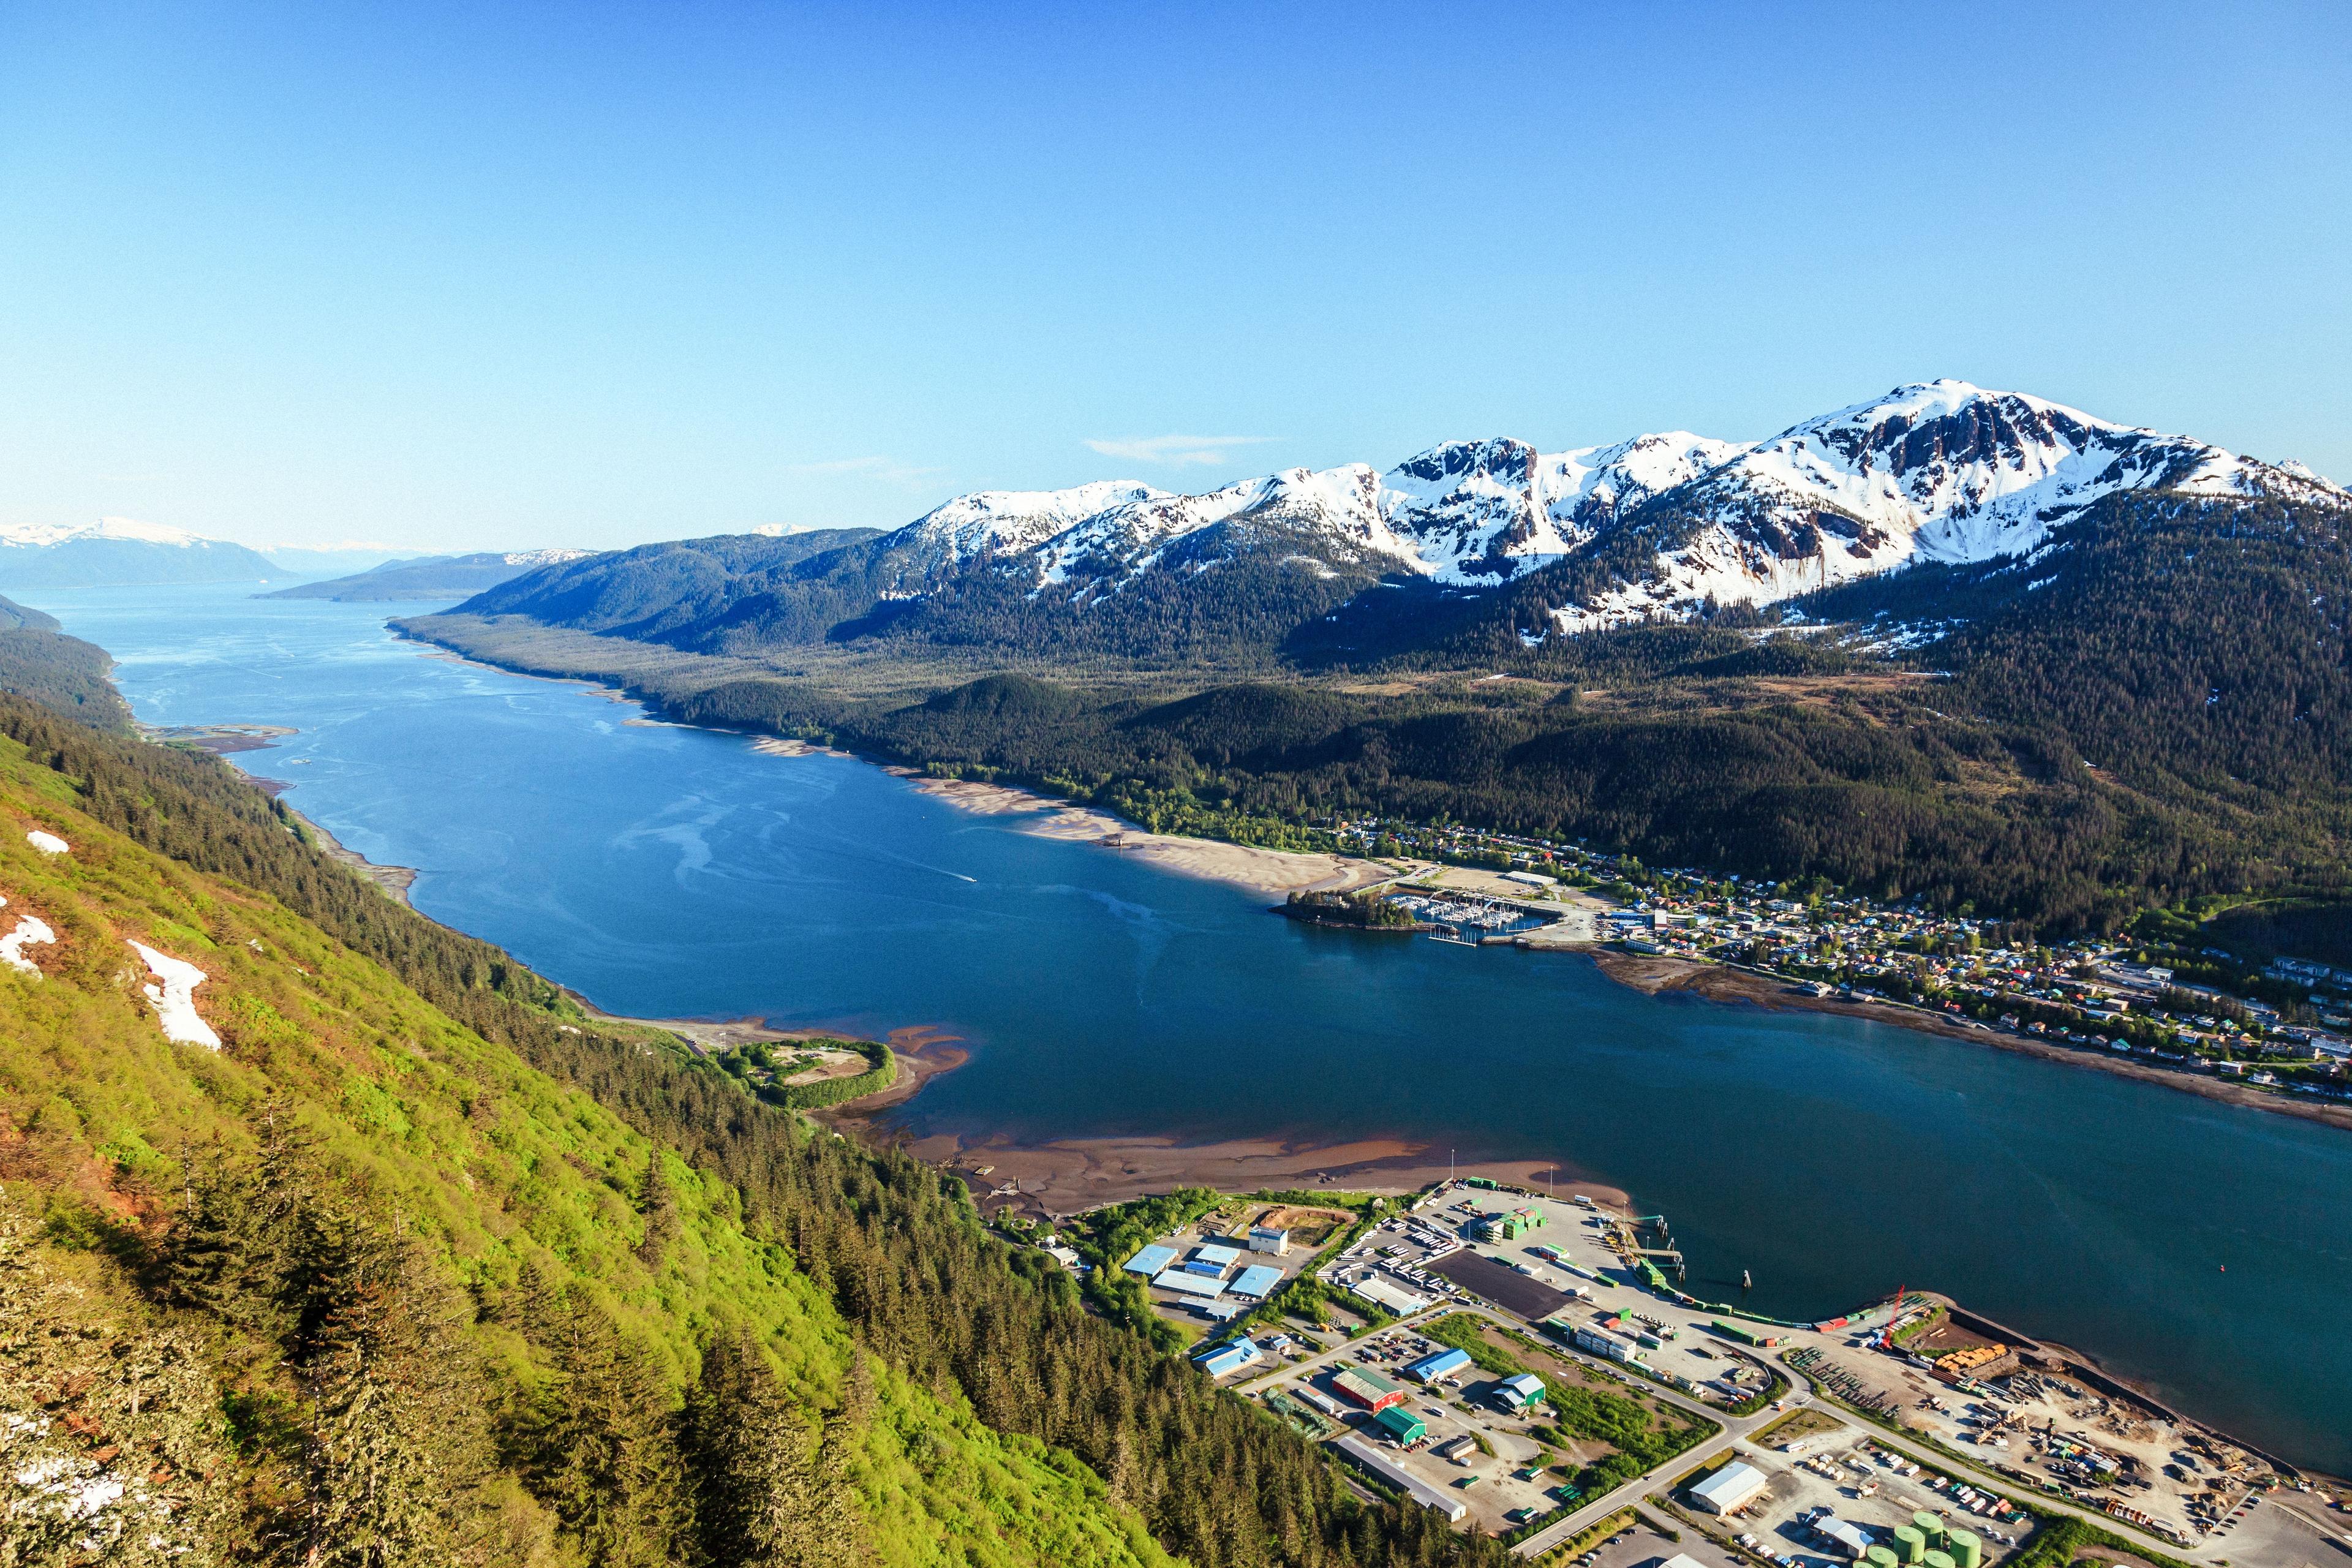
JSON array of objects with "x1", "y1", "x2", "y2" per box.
[{"x1": 26, "y1": 584, "x2": 2352, "y2": 1473}]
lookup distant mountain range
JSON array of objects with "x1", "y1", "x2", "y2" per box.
[
  {"x1": 452, "y1": 380, "x2": 2348, "y2": 663},
  {"x1": 0, "y1": 518, "x2": 289, "y2": 588},
  {"x1": 265, "y1": 548, "x2": 593, "y2": 601}
]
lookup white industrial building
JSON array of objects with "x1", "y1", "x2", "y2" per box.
[
  {"x1": 1689, "y1": 1459, "x2": 1768, "y2": 1514},
  {"x1": 1332, "y1": 1436, "x2": 1466, "y2": 1521}
]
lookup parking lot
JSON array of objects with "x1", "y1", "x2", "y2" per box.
[
  {"x1": 1267, "y1": 1324, "x2": 1576, "y2": 1534},
  {"x1": 1319, "y1": 1208, "x2": 1480, "y2": 1316},
  {"x1": 1580, "y1": 1522, "x2": 1746, "y2": 1568},
  {"x1": 1668, "y1": 1427, "x2": 2028, "y2": 1568}
]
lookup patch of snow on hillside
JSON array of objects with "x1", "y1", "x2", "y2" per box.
[
  {"x1": 129, "y1": 941, "x2": 222, "y2": 1049},
  {"x1": 25, "y1": 830, "x2": 68, "y2": 854},
  {"x1": 1, "y1": 913, "x2": 55, "y2": 976}
]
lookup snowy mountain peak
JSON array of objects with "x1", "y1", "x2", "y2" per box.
[
  {"x1": 843, "y1": 383, "x2": 2344, "y2": 633},
  {"x1": 1, "y1": 516, "x2": 210, "y2": 549}
]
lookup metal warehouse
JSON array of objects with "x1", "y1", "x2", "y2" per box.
[
  {"x1": 1123, "y1": 1244, "x2": 1177, "y2": 1275},
  {"x1": 1153, "y1": 1268, "x2": 1227, "y2": 1300},
  {"x1": 1329, "y1": 1366, "x2": 1407, "y2": 1412},
  {"x1": 1229, "y1": 1264, "x2": 1283, "y2": 1299},
  {"x1": 1690, "y1": 1460, "x2": 1768, "y2": 1514},
  {"x1": 1494, "y1": 1373, "x2": 1547, "y2": 1411},
  {"x1": 1192, "y1": 1338, "x2": 1262, "y2": 1379},
  {"x1": 1332, "y1": 1436, "x2": 1465, "y2": 1521},
  {"x1": 1406, "y1": 1347, "x2": 1473, "y2": 1384}
]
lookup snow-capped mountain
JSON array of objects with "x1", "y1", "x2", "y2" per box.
[
  {"x1": 0, "y1": 516, "x2": 213, "y2": 549},
  {"x1": 1548, "y1": 382, "x2": 2351, "y2": 630},
  {"x1": 849, "y1": 380, "x2": 2347, "y2": 631},
  {"x1": 0, "y1": 518, "x2": 285, "y2": 588},
  {"x1": 453, "y1": 380, "x2": 2350, "y2": 668}
]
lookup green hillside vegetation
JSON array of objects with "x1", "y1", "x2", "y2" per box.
[
  {"x1": 0, "y1": 718, "x2": 1174, "y2": 1566},
  {"x1": 0, "y1": 692, "x2": 1509, "y2": 1567}
]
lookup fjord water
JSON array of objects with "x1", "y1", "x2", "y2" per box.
[{"x1": 32, "y1": 584, "x2": 2352, "y2": 1474}]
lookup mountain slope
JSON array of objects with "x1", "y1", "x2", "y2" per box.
[
  {"x1": 0, "y1": 692, "x2": 1502, "y2": 1567},
  {"x1": 0, "y1": 518, "x2": 287, "y2": 587},
  {"x1": 263, "y1": 548, "x2": 595, "y2": 601},
  {"x1": 0, "y1": 594, "x2": 59, "y2": 632},
  {"x1": 0, "y1": 619, "x2": 134, "y2": 731},
  {"x1": 451, "y1": 382, "x2": 2346, "y2": 668},
  {"x1": 0, "y1": 703, "x2": 1180, "y2": 1566}
]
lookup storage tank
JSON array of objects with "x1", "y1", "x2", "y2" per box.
[
  {"x1": 1866, "y1": 1548, "x2": 1901, "y2": 1568},
  {"x1": 1948, "y1": 1529, "x2": 1983, "y2": 1568},
  {"x1": 1924, "y1": 1551, "x2": 1956, "y2": 1568},
  {"x1": 1893, "y1": 1526, "x2": 1927, "y2": 1564},
  {"x1": 1913, "y1": 1512, "x2": 1947, "y2": 1548}
]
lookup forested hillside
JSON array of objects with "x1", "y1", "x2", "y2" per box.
[
  {"x1": 0, "y1": 690, "x2": 1506, "y2": 1566},
  {"x1": 0, "y1": 622, "x2": 135, "y2": 732}
]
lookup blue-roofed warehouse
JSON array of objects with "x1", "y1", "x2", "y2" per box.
[
  {"x1": 1123, "y1": 1243, "x2": 1177, "y2": 1276},
  {"x1": 1193, "y1": 1243, "x2": 1243, "y2": 1269},
  {"x1": 1193, "y1": 1338, "x2": 1264, "y2": 1379},
  {"x1": 1229, "y1": 1264, "x2": 1283, "y2": 1300},
  {"x1": 1407, "y1": 1347, "x2": 1473, "y2": 1384}
]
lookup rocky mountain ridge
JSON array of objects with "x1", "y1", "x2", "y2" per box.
[{"x1": 878, "y1": 380, "x2": 2346, "y2": 631}]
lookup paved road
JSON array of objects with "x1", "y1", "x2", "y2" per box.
[{"x1": 1510, "y1": 1345, "x2": 1800, "y2": 1559}]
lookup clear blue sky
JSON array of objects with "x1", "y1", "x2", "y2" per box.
[{"x1": 3, "y1": 2, "x2": 2346, "y2": 552}]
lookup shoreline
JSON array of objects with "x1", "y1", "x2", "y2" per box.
[
  {"x1": 883, "y1": 770, "x2": 1415, "y2": 898},
  {"x1": 1594, "y1": 950, "x2": 2352, "y2": 1133},
  {"x1": 389, "y1": 623, "x2": 2352, "y2": 1140},
  {"x1": 290, "y1": 807, "x2": 420, "y2": 907}
]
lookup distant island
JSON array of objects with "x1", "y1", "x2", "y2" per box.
[{"x1": 263, "y1": 548, "x2": 592, "y2": 601}]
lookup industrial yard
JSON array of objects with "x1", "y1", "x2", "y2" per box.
[
  {"x1": 1117, "y1": 1198, "x2": 1354, "y2": 1333},
  {"x1": 1060, "y1": 1177, "x2": 2340, "y2": 1567}
]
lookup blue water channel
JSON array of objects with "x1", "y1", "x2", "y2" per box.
[{"x1": 23, "y1": 584, "x2": 2352, "y2": 1474}]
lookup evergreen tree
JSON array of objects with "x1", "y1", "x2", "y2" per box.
[
  {"x1": 290, "y1": 1213, "x2": 487, "y2": 1568},
  {"x1": 518, "y1": 1291, "x2": 688, "y2": 1568},
  {"x1": 680, "y1": 1332, "x2": 818, "y2": 1568}
]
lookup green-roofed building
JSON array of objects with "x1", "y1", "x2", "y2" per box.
[{"x1": 1374, "y1": 1405, "x2": 1428, "y2": 1445}]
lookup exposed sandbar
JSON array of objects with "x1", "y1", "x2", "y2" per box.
[{"x1": 899, "y1": 772, "x2": 1414, "y2": 897}]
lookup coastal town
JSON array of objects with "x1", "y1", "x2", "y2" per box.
[
  {"x1": 1003, "y1": 1179, "x2": 2347, "y2": 1568},
  {"x1": 1297, "y1": 816, "x2": 2352, "y2": 1117}
]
